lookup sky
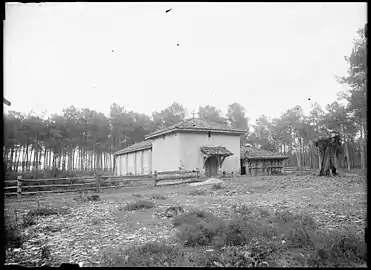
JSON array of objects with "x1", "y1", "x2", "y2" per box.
[{"x1": 4, "y1": 2, "x2": 367, "y2": 124}]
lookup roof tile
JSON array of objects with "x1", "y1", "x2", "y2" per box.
[
  {"x1": 114, "y1": 140, "x2": 152, "y2": 155},
  {"x1": 200, "y1": 146, "x2": 234, "y2": 156},
  {"x1": 145, "y1": 118, "x2": 246, "y2": 139}
]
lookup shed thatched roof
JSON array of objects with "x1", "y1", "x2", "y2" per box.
[{"x1": 241, "y1": 146, "x2": 288, "y2": 160}]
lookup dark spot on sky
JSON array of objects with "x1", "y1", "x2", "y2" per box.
[
  {"x1": 177, "y1": 44, "x2": 179, "y2": 46},
  {"x1": 308, "y1": 98, "x2": 311, "y2": 101},
  {"x1": 112, "y1": 50, "x2": 114, "y2": 52}
]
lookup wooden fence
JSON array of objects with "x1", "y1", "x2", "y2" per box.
[
  {"x1": 4, "y1": 174, "x2": 152, "y2": 198},
  {"x1": 153, "y1": 169, "x2": 200, "y2": 186},
  {"x1": 284, "y1": 167, "x2": 312, "y2": 174}
]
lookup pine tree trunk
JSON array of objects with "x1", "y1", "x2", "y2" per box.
[
  {"x1": 9, "y1": 147, "x2": 14, "y2": 172},
  {"x1": 71, "y1": 147, "x2": 74, "y2": 171},
  {"x1": 49, "y1": 150, "x2": 53, "y2": 170},
  {"x1": 38, "y1": 148, "x2": 42, "y2": 172},
  {"x1": 360, "y1": 138, "x2": 364, "y2": 170},
  {"x1": 35, "y1": 135, "x2": 39, "y2": 171},
  {"x1": 61, "y1": 151, "x2": 66, "y2": 170},
  {"x1": 43, "y1": 148, "x2": 47, "y2": 170},
  {"x1": 15, "y1": 149, "x2": 21, "y2": 173},
  {"x1": 90, "y1": 150, "x2": 94, "y2": 171},
  {"x1": 25, "y1": 142, "x2": 29, "y2": 172}
]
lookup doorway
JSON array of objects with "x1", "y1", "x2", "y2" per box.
[{"x1": 205, "y1": 156, "x2": 218, "y2": 177}]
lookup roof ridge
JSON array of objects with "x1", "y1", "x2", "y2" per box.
[{"x1": 145, "y1": 117, "x2": 246, "y2": 140}]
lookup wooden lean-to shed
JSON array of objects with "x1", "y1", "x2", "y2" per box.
[{"x1": 240, "y1": 146, "x2": 288, "y2": 176}]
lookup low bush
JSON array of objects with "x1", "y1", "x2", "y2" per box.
[
  {"x1": 306, "y1": 230, "x2": 367, "y2": 267},
  {"x1": 27, "y1": 207, "x2": 70, "y2": 217},
  {"x1": 188, "y1": 189, "x2": 207, "y2": 196},
  {"x1": 22, "y1": 213, "x2": 37, "y2": 228},
  {"x1": 123, "y1": 200, "x2": 155, "y2": 211},
  {"x1": 173, "y1": 210, "x2": 221, "y2": 227},
  {"x1": 4, "y1": 222, "x2": 24, "y2": 249},
  {"x1": 174, "y1": 210, "x2": 225, "y2": 247},
  {"x1": 211, "y1": 183, "x2": 224, "y2": 190},
  {"x1": 172, "y1": 206, "x2": 366, "y2": 267},
  {"x1": 150, "y1": 194, "x2": 167, "y2": 200},
  {"x1": 102, "y1": 241, "x2": 185, "y2": 267}
]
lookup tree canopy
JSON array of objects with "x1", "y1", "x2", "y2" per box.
[{"x1": 3, "y1": 27, "x2": 366, "y2": 177}]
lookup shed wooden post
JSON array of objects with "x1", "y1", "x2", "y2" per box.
[
  {"x1": 154, "y1": 170, "x2": 158, "y2": 186},
  {"x1": 17, "y1": 175, "x2": 22, "y2": 199},
  {"x1": 95, "y1": 173, "x2": 101, "y2": 193}
]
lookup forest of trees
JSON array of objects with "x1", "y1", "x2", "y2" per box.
[{"x1": 3, "y1": 27, "x2": 366, "y2": 178}]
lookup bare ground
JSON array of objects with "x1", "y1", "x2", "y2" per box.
[{"x1": 4, "y1": 174, "x2": 366, "y2": 267}]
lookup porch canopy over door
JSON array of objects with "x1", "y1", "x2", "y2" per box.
[{"x1": 200, "y1": 146, "x2": 234, "y2": 169}]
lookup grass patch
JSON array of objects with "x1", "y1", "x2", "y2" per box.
[
  {"x1": 173, "y1": 210, "x2": 225, "y2": 247},
  {"x1": 27, "y1": 207, "x2": 70, "y2": 217},
  {"x1": 150, "y1": 194, "x2": 167, "y2": 200},
  {"x1": 172, "y1": 206, "x2": 366, "y2": 267},
  {"x1": 4, "y1": 220, "x2": 24, "y2": 249},
  {"x1": 123, "y1": 200, "x2": 155, "y2": 211},
  {"x1": 188, "y1": 189, "x2": 207, "y2": 196},
  {"x1": 102, "y1": 241, "x2": 185, "y2": 267},
  {"x1": 211, "y1": 183, "x2": 224, "y2": 190}
]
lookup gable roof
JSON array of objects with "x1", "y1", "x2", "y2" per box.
[
  {"x1": 145, "y1": 118, "x2": 246, "y2": 140},
  {"x1": 240, "y1": 146, "x2": 288, "y2": 160},
  {"x1": 113, "y1": 140, "x2": 152, "y2": 156}
]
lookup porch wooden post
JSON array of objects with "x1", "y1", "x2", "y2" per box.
[
  {"x1": 154, "y1": 170, "x2": 158, "y2": 186},
  {"x1": 95, "y1": 173, "x2": 101, "y2": 193},
  {"x1": 17, "y1": 175, "x2": 22, "y2": 199}
]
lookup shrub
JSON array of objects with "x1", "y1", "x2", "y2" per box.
[
  {"x1": 188, "y1": 189, "x2": 207, "y2": 196},
  {"x1": 103, "y1": 242, "x2": 185, "y2": 267},
  {"x1": 27, "y1": 207, "x2": 70, "y2": 217},
  {"x1": 306, "y1": 230, "x2": 367, "y2": 267},
  {"x1": 211, "y1": 183, "x2": 224, "y2": 190},
  {"x1": 4, "y1": 222, "x2": 24, "y2": 248},
  {"x1": 150, "y1": 194, "x2": 167, "y2": 200},
  {"x1": 168, "y1": 206, "x2": 366, "y2": 267},
  {"x1": 173, "y1": 210, "x2": 221, "y2": 227},
  {"x1": 123, "y1": 200, "x2": 155, "y2": 211},
  {"x1": 174, "y1": 210, "x2": 225, "y2": 247},
  {"x1": 22, "y1": 213, "x2": 37, "y2": 228}
]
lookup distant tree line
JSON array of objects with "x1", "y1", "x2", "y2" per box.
[{"x1": 3, "y1": 27, "x2": 366, "y2": 177}]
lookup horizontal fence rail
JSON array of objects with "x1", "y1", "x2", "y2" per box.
[
  {"x1": 4, "y1": 174, "x2": 152, "y2": 198},
  {"x1": 153, "y1": 169, "x2": 201, "y2": 186},
  {"x1": 284, "y1": 167, "x2": 311, "y2": 173}
]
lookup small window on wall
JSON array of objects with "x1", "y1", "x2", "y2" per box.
[{"x1": 208, "y1": 131, "x2": 211, "y2": 138}]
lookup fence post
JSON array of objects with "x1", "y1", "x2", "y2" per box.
[
  {"x1": 95, "y1": 174, "x2": 101, "y2": 193},
  {"x1": 17, "y1": 175, "x2": 22, "y2": 199},
  {"x1": 154, "y1": 171, "x2": 157, "y2": 186}
]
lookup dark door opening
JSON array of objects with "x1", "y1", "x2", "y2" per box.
[
  {"x1": 205, "y1": 156, "x2": 218, "y2": 177},
  {"x1": 241, "y1": 160, "x2": 246, "y2": 175}
]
